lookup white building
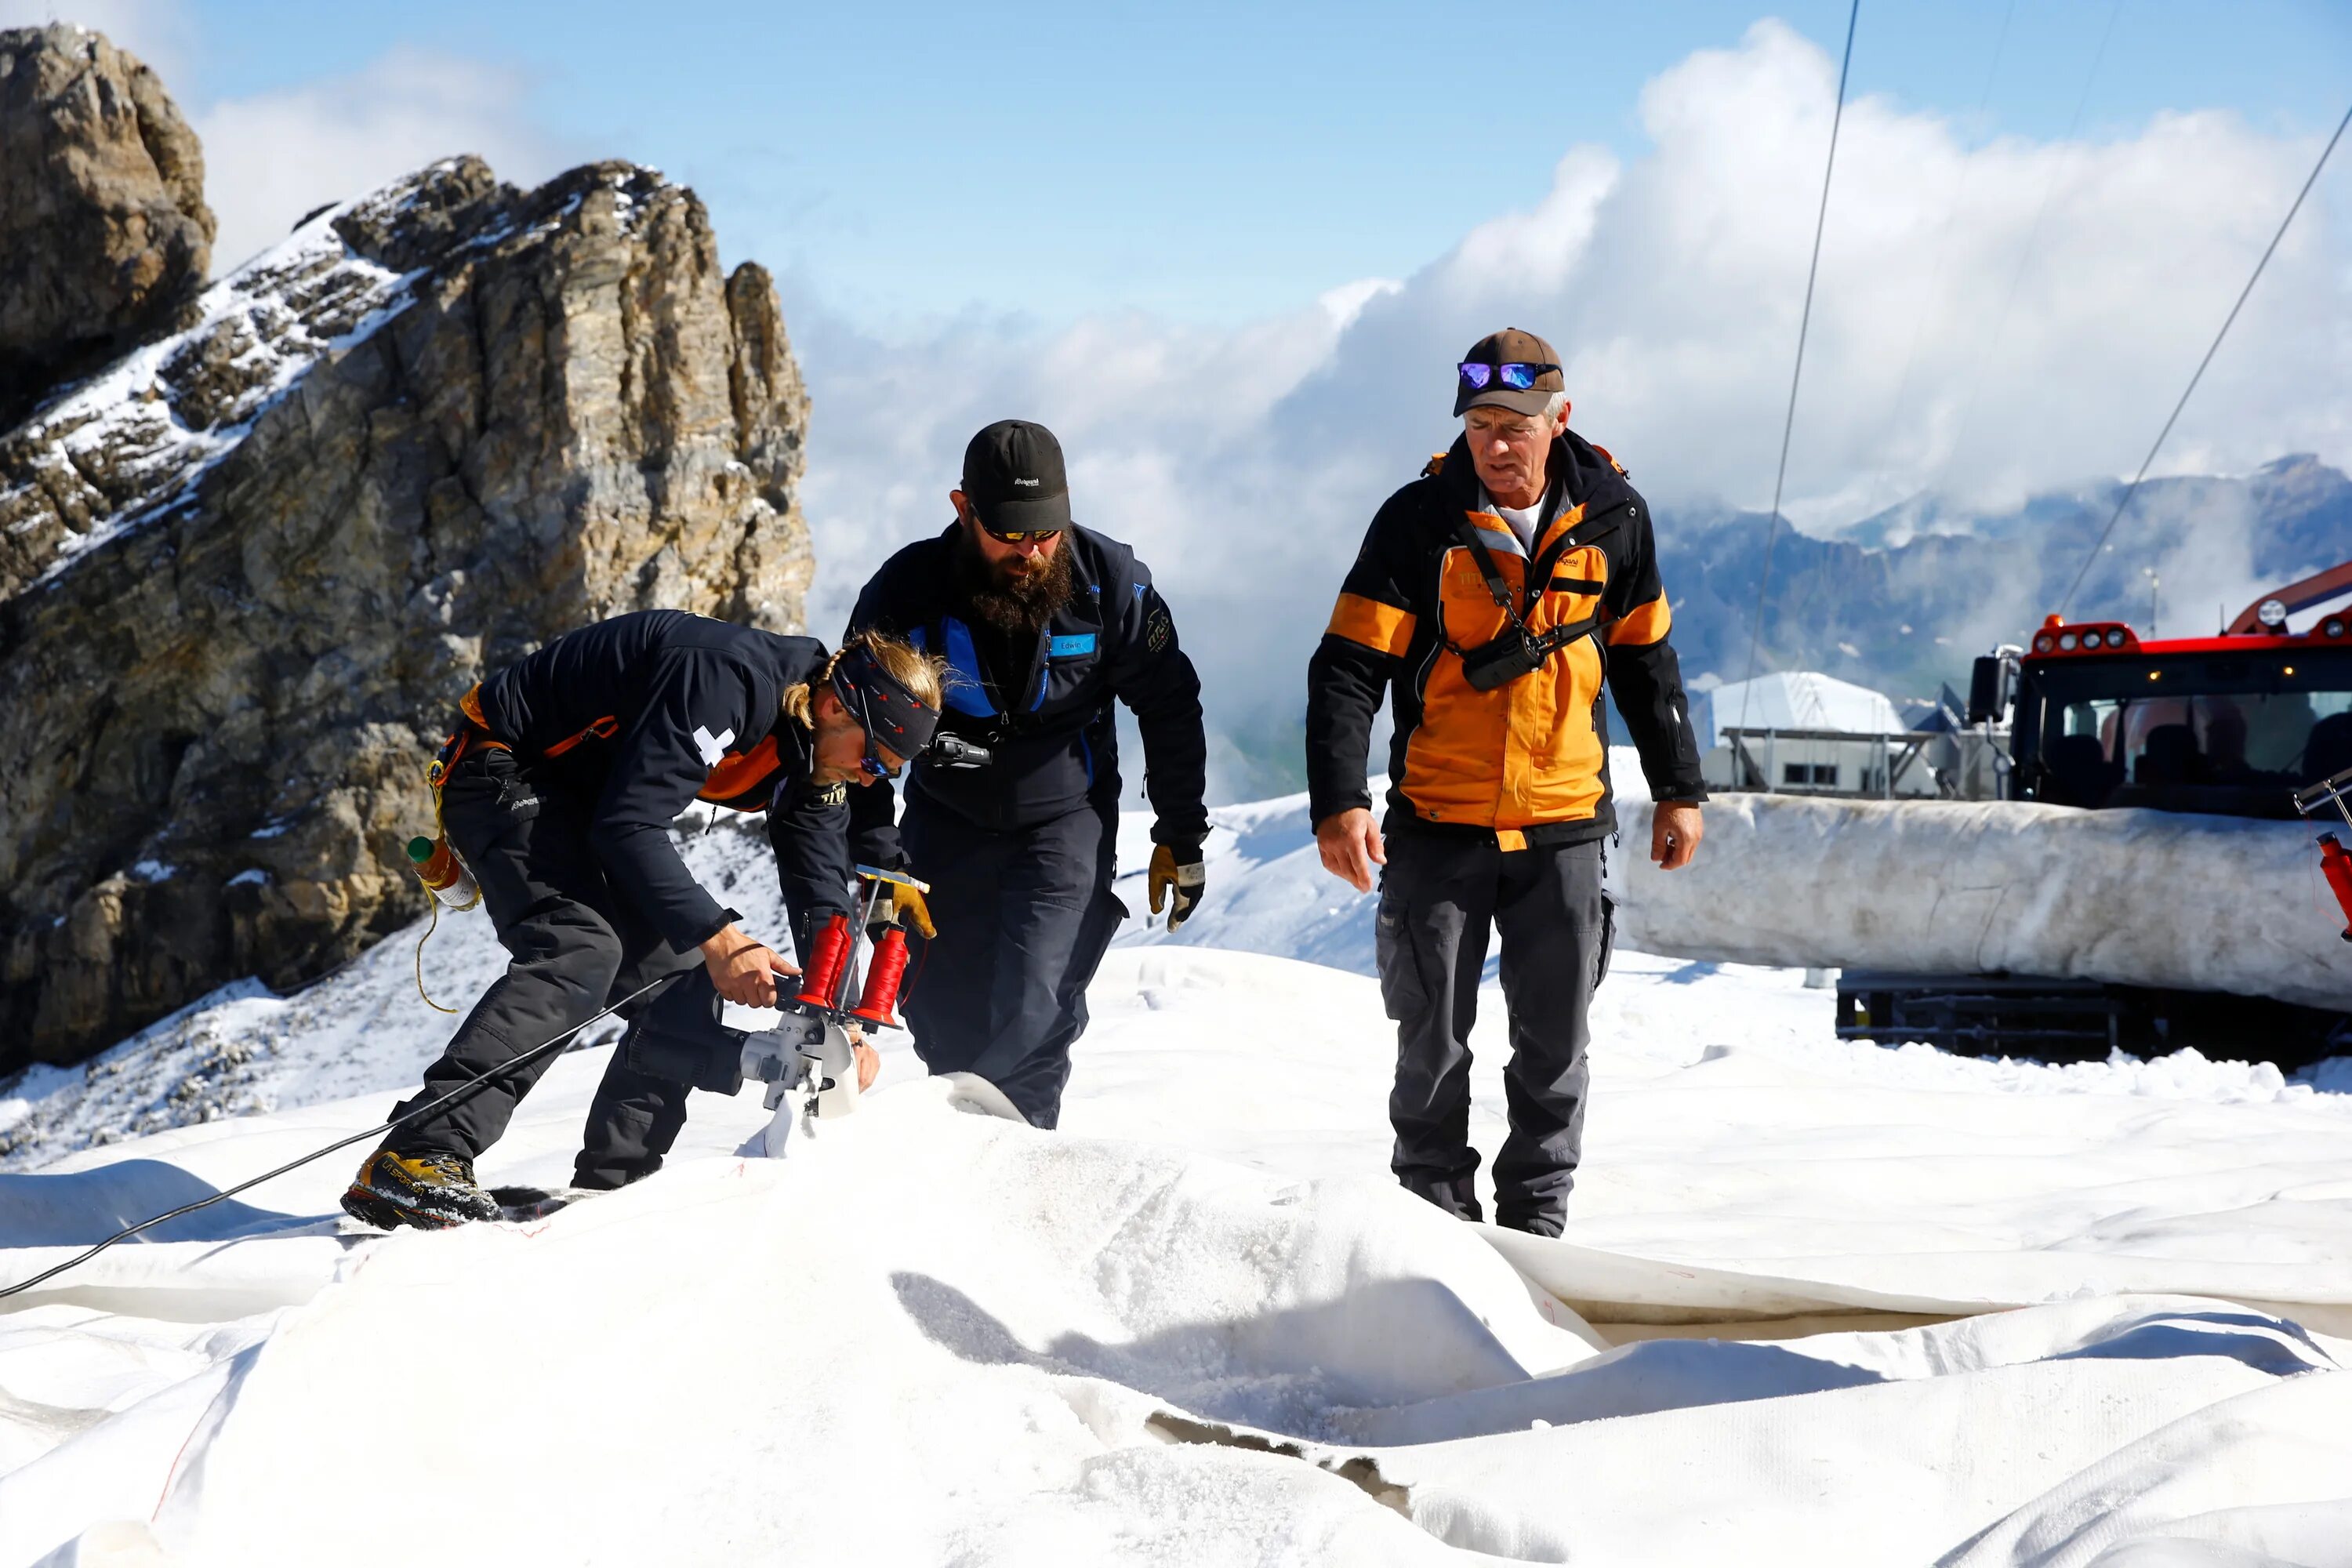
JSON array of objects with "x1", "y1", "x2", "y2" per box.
[{"x1": 1698, "y1": 672, "x2": 1940, "y2": 797}]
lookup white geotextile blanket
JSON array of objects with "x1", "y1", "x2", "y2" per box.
[
  {"x1": 1615, "y1": 787, "x2": 2349, "y2": 1011},
  {"x1": 1113, "y1": 752, "x2": 2350, "y2": 1011},
  {"x1": 7, "y1": 1073, "x2": 2351, "y2": 1567}
]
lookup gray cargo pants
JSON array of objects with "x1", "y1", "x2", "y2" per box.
[{"x1": 1375, "y1": 831, "x2": 1613, "y2": 1236}]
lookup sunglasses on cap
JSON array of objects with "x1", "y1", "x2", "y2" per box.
[{"x1": 1457, "y1": 361, "x2": 1560, "y2": 391}]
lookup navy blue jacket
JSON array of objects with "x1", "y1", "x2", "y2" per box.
[
  {"x1": 845, "y1": 524, "x2": 1208, "y2": 862},
  {"x1": 472, "y1": 609, "x2": 853, "y2": 951}
]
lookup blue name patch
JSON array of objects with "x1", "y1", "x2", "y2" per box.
[{"x1": 1049, "y1": 633, "x2": 1098, "y2": 658}]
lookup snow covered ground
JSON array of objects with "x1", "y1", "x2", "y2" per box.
[{"x1": 5, "y1": 786, "x2": 2352, "y2": 1564}]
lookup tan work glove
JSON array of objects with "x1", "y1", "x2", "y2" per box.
[
  {"x1": 867, "y1": 878, "x2": 937, "y2": 941},
  {"x1": 1146, "y1": 843, "x2": 1207, "y2": 932}
]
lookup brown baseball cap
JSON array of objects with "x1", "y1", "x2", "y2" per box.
[{"x1": 1454, "y1": 328, "x2": 1565, "y2": 417}]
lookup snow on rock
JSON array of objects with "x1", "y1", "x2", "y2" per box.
[
  {"x1": 0, "y1": 24, "x2": 214, "y2": 420},
  {"x1": 0, "y1": 153, "x2": 817, "y2": 1077},
  {"x1": 0, "y1": 183, "x2": 426, "y2": 596}
]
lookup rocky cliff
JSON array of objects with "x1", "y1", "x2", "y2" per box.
[
  {"x1": 0, "y1": 25, "x2": 214, "y2": 426},
  {"x1": 0, "y1": 121, "x2": 814, "y2": 1072}
]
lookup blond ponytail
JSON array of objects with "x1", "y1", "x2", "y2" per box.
[{"x1": 783, "y1": 630, "x2": 948, "y2": 729}]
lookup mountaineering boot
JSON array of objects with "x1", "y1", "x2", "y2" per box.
[{"x1": 341, "y1": 1150, "x2": 503, "y2": 1229}]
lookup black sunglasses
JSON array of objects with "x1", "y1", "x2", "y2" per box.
[
  {"x1": 978, "y1": 520, "x2": 1062, "y2": 546},
  {"x1": 1457, "y1": 361, "x2": 1560, "y2": 391}
]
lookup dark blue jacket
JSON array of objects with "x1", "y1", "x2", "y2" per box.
[
  {"x1": 472, "y1": 609, "x2": 852, "y2": 951},
  {"x1": 846, "y1": 524, "x2": 1208, "y2": 862}
]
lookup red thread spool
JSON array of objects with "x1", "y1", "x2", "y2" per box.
[
  {"x1": 796, "y1": 914, "x2": 854, "y2": 1009},
  {"x1": 2321, "y1": 835, "x2": 2352, "y2": 943},
  {"x1": 851, "y1": 927, "x2": 911, "y2": 1028}
]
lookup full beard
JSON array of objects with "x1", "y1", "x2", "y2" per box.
[{"x1": 955, "y1": 528, "x2": 1074, "y2": 637}]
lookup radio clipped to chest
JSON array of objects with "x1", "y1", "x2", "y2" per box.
[
  {"x1": 1459, "y1": 619, "x2": 1596, "y2": 692},
  {"x1": 1449, "y1": 503, "x2": 1624, "y2": 691}
]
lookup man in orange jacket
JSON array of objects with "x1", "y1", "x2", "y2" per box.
[{"x1": 1305, "y1": 329, "x2": 1707, "y2": 1236}]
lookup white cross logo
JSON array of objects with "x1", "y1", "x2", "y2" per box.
[{"x1": 692, "y1": 725, "x2": 735, "y2": 766}]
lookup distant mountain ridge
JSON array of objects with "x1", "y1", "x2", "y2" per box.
[{"x1": 1650, "y1": 455, "x2": 2350, "y2": 703}]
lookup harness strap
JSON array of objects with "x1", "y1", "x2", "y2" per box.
[
  {"x1": 543, "y1": 713, "x2": 620, "y2": 757},
  {"x1": 1451, "y1": 518, "x2": 1525, "y2": 625},
  {"x1": 1443, "y1": 504, "x2": 1629, "y2": 668}
]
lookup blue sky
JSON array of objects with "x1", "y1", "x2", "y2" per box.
[
  {"x1": 16, "y1": 0, "x2": 2350, "y2": 789},
  {"x1": 100, "y1": 1, "x2": 2352, "y2": 328}
]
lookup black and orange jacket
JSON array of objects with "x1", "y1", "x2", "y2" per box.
[
  {"x1": 1305, "y1": 430, "x2": 1706, "y2": 847},
  {"x1": 468, "y1": 609, "x2": 852, "y2": 951}
]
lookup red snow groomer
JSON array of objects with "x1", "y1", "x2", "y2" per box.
[
  {"x1": 1838, "y1": 560, "x2": 2352, "y2": 1062},
  {"x1": 2296, "y1": 768, "x2": 2352, "y2": 944}
]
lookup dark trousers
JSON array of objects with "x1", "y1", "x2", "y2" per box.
[
  {"x1": 1375, "y1": 831, "x2": 1613, "y2": 1236},
  {"x1": 899, "y1": 798, "x2": 1126, "y2": 1128},
  {"x1": 384, "y1": 747, "x2": 699, "y2": 1189}
]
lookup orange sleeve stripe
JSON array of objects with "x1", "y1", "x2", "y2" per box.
[
  {"x1": 1607, "y1": 593, "x2": 1671, "y2": 646},
  {"x1": 1327, "y1": 593, "x2": 1417, "y2": 658}
]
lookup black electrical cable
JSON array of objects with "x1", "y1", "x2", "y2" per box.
[
  {"x1": 2056, "y1": 96, "x2": 2352, "y2": 619},
  {"x1": 0, "y1": 972, "x2": 678, "y2": 1303},
  {"x1": 1735, "y1": 0, "x2": 1860, "y2": 740}
]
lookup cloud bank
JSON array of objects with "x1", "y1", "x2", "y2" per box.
[
  {"x1": 10, "y1": 10, "x2": 2343, "y2": 799},
  {"x1": 789, "y1": 22, "x2": 2350, "y2": 797},
  {"x1": 192, "y1": 49, "x2": 568, "y2": 272}
]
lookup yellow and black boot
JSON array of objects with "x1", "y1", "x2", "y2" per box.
[{"x1": 342, "y1": 1150, "x2": 503, "y2": 1230}]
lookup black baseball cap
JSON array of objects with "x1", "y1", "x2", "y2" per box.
[
  {"x1": 1454, "y1": 328, "x2": 1566, "y2": 417},
  {"x1": 961, "y1": 419, "x2": 1073, "y2": 532}
]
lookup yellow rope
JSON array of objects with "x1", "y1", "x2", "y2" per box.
[
  {"x1": 412, "y1": 750, "x2": 481, "y2": 1013},
  {"x1": 415, "y1": 895, "x2": 459, "y2": 1014}
]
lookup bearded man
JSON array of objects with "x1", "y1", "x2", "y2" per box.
[{"x1": 844, "y1": 419, "x2": 1209, "y2": 1126}]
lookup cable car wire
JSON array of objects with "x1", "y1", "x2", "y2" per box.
[
  {"x1": 1735, "y1": 0, "x2": 1860, "y2": 739},
  {"x1": 2055, "y1": 96, "x2": 2352, "y2": 619},
  {"x1": 1778, "y1": 0, "x2": 2017, "y2": 652}
]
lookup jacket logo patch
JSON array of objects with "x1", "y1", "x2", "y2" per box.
[
  {"x1": 1048, "y1": 633, "x2": 1097, "y2": 658},
  {"x1": 1146, "y1": 608, "x2": 1172, "y2": 653},
  {"x1": 692, "y1": 725, "x2": 735, "y2": 767}
]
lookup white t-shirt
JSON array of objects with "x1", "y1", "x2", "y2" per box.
[{"x1": 1480, "y1": 479, "x2": 1564, "y2": 553}]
